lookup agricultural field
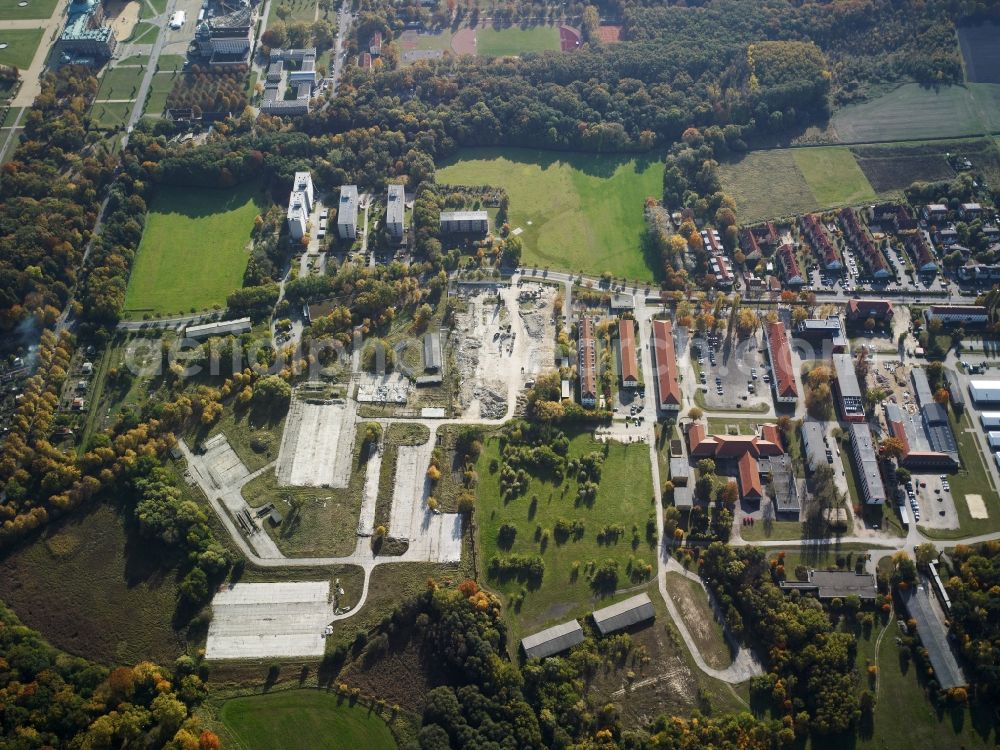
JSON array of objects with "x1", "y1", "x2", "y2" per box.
[
  {"x1": 0, "y1": 28, "x2": 43, "y2": 69},
  {"x1": 850, "y1": 142, "x2": 956, "y2": 193},
  {"x1": 831, "y1": 83, "x2": 1000, "y2": 143},
  {"x1": 219, "y1": 691, "x2": 398, "y2": 750},
  {"x1": 792, "y1": 146, "x2": 876, "y2": 207},
  {"x1": 96, "y1": 65, "x2": 144, "y2": 100},
  {"x1": 476, "y1": 24, "x2": 560, "y2": 56},
  {"x1": 436, "y1": 148, "x2": 663, "y2": 280},
  {"x1": 123, "y1": 182, "x2": 264, "y2": 317},
  {"x1": 718, "y1": 149, "x2": 820, "y2": 222},
  {"x1": 0, "y1": 0, "x2": 59, "y2": 20},
  {"x1": 0, "y1": 504, "x2": 188, "y2": 666},
  {"x1": 474, "y1": 431, "x2": 656, "y2": 645},
  {"x1": 958, "y1": 23, "x2": 1000, "y2": 84}
]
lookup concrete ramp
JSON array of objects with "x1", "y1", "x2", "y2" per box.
[
  {"x1": 206, "y1": 582, "x2": 330, "y2": 659},
  {"x1": 276, "y1": 399, "x2": 356, "y2": 487}
]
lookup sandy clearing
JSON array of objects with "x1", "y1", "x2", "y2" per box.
[{"x1": 965, "y1": 493, "x2": 988, "y2": 519}]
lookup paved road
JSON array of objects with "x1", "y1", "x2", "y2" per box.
[{"x1": 123, "y1": 0, "x2": 179, "y2": 145}]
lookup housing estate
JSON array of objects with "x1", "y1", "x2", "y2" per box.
[
  {"x1": 800, "y1": 214, "x2": 841, "y2": 271},
  {"x1": 840, "y1": 207, "x2": 890, "y2": 279},
  {"x1": 261, "y1": 48, "x2": 319, "y2": 117}
]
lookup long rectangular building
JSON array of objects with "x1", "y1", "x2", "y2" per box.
[
  {"x1": 619, "y1": 319, "x2": 638, "y2": 388},
  {"x1": 521, "y1": 620, "x2": 584, "y2": 660},
  {"x1": 832, "y1": 353, "x2": 865, "y2": 422},
  {"x1": 338, "y1": 185, "x2": 358, "y2": 239},
  {"x1": 386, "y1": 184, "x2": 405, "y2": 239},
  {"x1": 848, "y1": 423, "x2": 886, "y2": 505},
  {"x1": 440, "y1": 210, "x2": 489, "y2": 234},
  {"x1": 185, "y1": 317, "x2": 252, "y2": 339},
  {"x1": 924, "y1": 305, "x2": 989, "y2": 326},
  {"x1": 592, "y1": 593, "x2": 655, "y2": 635},
  {"x1": 969, "y1": 380, "x2": 1000, "y2": 406},
  {"x1": 765, "y1": 320, "x2": 797, "y2": 403},
  {"x1": 652, "y1": 319, "x2": 681, "y2": 411},
  {"x1": 578, "y1": 317, "x2": 597, "y2": 408}
]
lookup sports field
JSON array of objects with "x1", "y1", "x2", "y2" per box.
[
  {"x1": 124, "y1": 182, "x2": 263, "y2": 316},
  {"x1": 436, "y1": 148, "x2": 662, "y2": 280},
  {"x1": 0, "y1": 0, "x2": 58, "y2": 20},
  {"x1": 477, "y1": 25, "x2": 560, "y2": 56},
  {"x1": 220, "y1": 691, "x2": 397, "y2": 750},
  {"x1": 792, "y1": 147, "x2": 876, "y2": 206},
  {"x1": 831, "y1": 83, "x2": 1000, "y2": 143},
  {"x1": 0, "y1": 28, "x2": 43, "y2": 69}
]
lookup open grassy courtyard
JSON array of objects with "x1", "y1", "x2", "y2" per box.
[
  {"x1": 475, "y1": 430, "x2": 656, "y2": 645},
  {"x1": 0, "y1": 0, "x2": 59, "y2": 20},
  {"x1": 220, "y1": 691, "x2": 398, "y2": 750},
  {"x1": 124, "y1": 182, "x2": 264, "y2": 317},
  {"x1": 436, "y1": 148, "x2": 662, "y2": 280},
  {"x1": 792, "y1": 146, "x2": 876, "y2": 207},
  {"x1": 0, "y1": 28, "x2": 44, "y2": 69},
  {"x1": 96, "y1": 65, "x2": 145, "y2": 100},
  {"x1": 477, "y1": 25, "x2": 560, "y2": 56}
]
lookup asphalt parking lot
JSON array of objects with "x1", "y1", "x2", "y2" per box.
[{"x1": 693, "y1": 333, "x2": 770, "y2": 411}]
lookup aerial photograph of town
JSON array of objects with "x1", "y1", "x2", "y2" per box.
[{"x1": 0, "y1": 0, "x2": 999, "y2": 747}]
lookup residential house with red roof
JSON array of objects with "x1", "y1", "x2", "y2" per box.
[
  {"x1": 800, "y1": 214, "x2": 842, "y2": 271},
  {"x1": 652, "y1": 319, "x2": 681, "y2": 412},
  {"x1": 618, "y1": 319, "x2": 639, "y2": 388},
  {"x1": 764, "y1": 320, "x2": 798, "y2": 403}
]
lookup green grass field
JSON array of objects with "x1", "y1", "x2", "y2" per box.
[
  {"x1": 129, "y1": 20, "x2": 159, "y2": 44},
  {"x1": 145, "y1": 0, "x2": 166, "y2": 14},
  {"x1": 157, "y1": 54, "x2": 186, "y2": 73},
  {"x1": 475, "y1": 431, "x2": 655, "y2": 645},
  {"x1": 90, "y1": 100, "x2": 133, "y2": 130},
  {"x1": 96, "y1": 66, "x2": 144, "y2": 100},
  {"x1": 0, "y1": 0, "x2": 58, "y2": 21},
  {"x1": 832, "y1": 83, "x2": 1000, "y2": 143},
  {"x1": 793, "y1": 147, "x2": 877, "y2": 206},
  {"x1": 436, "y1": 148, "x2": 662, "y2": 280},
  {"x1": 267, "y1": 0, "x2": 317, "y2": 25},
  {"x1": 477, "y1": 25, "x2": 560, "y2": 56},
  {"x1": 0, "y1": 28, "x2": 43, "y2": 68},
  {"x1": 1, "y1": 106, "x2": 21, "y2": 127},
  {"x1": 220, "y1": 691, "x2": 397, "y2": 750},
  {"x1": 118, "y1": 54, "x2": 150, "y2": 66},
  {"x1": 124, "y1": 182, "x2": 263, "y2": 316},
  {"x1": 144, "y1": 71, "x2": 175, "y2": 116}
]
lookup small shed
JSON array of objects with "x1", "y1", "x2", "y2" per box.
[
  {"x1": 521, "y1": 620, "x2": 584, "y2": 659},
  {"x1": 268, "y1": 509, "x2": 283, "y2": 526},
  {"x1": 591, "y1": 593, "x2": 655, "y2": 636}
]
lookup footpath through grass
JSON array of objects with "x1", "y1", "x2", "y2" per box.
[
  {"x1": 475, "y1": 431, "x2": 656, "y2": 645},
  {"x1": 220, "y1": 690, "x2": 398, "y2": 750},
  {"x1": 436, "y1": 148, "x2": 662, "y2": 280},
  {"x1": 124, "y1": 182, "x2": 264, "y2": 317}
]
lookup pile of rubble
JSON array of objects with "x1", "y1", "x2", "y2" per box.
[{"x1": 476, "y1": 382, "x2": 507, "y2": 419}]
